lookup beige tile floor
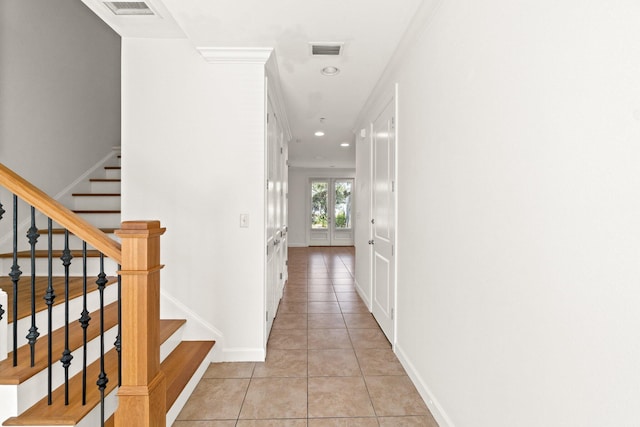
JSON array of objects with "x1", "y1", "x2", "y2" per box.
[{"x1": 174, "y1": 247, "x2": 438, "y2": 427}]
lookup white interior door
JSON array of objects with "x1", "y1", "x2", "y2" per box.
[
  {"x1": 371, "y1": 97, "x2": 396, "y2": 343},
  {"x1": 309, "y1": 178, "x2": 354, "y2": 246},
  {"x1": 266, "y1": 95, "x2": 285, "y2": 337}
]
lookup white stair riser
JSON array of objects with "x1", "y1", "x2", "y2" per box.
[
  {"x1": 14, "y1": 326, "x2": 119, "y2": 416},
  {"x1": 73, "y1": 196, "x2": 121, "y2": 211},
  {"x1": 5, "y1": 284, "x2": 117, "y2": 351},
  {"x1": 0, "y1": 256, "x2": 119, "y2": 277},
  {"x1": 89, "y1": 181, "x2": 120, "y2": 193},
  {"x1": 0, "y1": 322, "x2": 184, "y2": 423},
  {"x1": 74, "y1": 213, "x2": 121, "y2": 229},
  {"x1": 104, "y1": 169, "x2": 121, "y2": 180}
]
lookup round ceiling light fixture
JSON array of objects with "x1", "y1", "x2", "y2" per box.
[
  {"x1": 340, "y1": 143, "x2": 350, "y2": 147},
  {"x1": 314, "y1": 131, "x2": 325, "y2": 137},
  {"x1": 321, "y1": 66, "x2": 340, "y2": 76}
]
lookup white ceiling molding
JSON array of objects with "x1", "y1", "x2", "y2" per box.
[
  {"x1": 197, "y1": 47, "x2": 274, "y2": 64},
  {"x1": 353, "y1": 0, "x2": 444, "y2": 131}
]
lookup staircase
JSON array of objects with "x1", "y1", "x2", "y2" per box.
[{"x1": 0, "y1": 154, "x2": 215, "y2": 426}]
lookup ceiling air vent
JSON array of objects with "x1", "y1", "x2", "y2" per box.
[
  {"x1": 104, "y1": 1, "x2": 154, "y2": 15},
  {"x1": 310, "y1": 43, "x2": 344, "y2": 56}
]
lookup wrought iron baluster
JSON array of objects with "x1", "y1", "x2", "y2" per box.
[
  {"x1": 60, "y1": 230, "x2": 73, "y2": 405},
  {"x1": 10, "y1": 195, "x2": 21, "y2": 366},
  {"x1": 26, "y1": 206, "x2": 40, "y2": 367},
  {"x1": 79, "y1": 242, "x2": 90, "y2": 405},
  {"x1": 44, "y1": 218, "x2": 56, "y2": 405},
  {"x1": 115, "y1": 266, "x2": 121, "y2": 387},
  {"x1": 96, "y1": 254, "x2": 109, "y2": 427}
]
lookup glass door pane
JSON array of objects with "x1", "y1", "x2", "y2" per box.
[
  {"x1": 311, "y1": 181, "x2": 329, "y2": 229},
  {"x1": 334, "y1": 180, "x2": 353, "y2": 229}
]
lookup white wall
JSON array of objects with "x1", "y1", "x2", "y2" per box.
[
  {"x1": 0, "y1": 0, "x2": 120, "y2": 194},
  {"x1": 288, "y1": 167, "x2": 355, "y2": 246},
  {"x1": 356, "y1": 1, "x2": 640, "y2": 426},
  {"x1": 122, "y1": 38, "x2": 267, "y2": 360}
]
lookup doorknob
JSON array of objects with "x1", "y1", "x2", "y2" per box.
[{"x1": 368, "y1": 240, "x2": 374, "y2": 245}]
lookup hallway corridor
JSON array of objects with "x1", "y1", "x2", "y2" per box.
[{"x1": 173, "y1": 247, "x2": 438, "y2": 426}]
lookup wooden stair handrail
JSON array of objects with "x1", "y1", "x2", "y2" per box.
[{"x1": 0, "y1": 163, "x2": 121, "y2": 262}]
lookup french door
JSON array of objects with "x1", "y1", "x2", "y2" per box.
[{"x1": 309, "y1": 178, "x2": 354, "y2": 246}]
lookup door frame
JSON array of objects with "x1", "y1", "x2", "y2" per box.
[{"x1": 369, "y1": 85, "x2": 399, "y2": 346}]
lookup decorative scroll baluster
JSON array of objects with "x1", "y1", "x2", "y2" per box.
[
  {"x1": 44, "y1": 218, "x2": 56, "y2": 405},
  {"x1": 80, "y1": 242, "x2": 90, "y2": 405},
  {"x1": 60, "y1": 230, "x2": 73, "y2": 405},
  {"x1": 26, "y1": 206, "x2": 40, "y2": 367},
  {"x1": 115, "y1": 266, "x2": 121, "y2": 386},
  {"x1": 96, "y1": 254, "x2": 109, "y2": 427},
  {"x1": 10, "y1": 195, "x2": 21, "y2": 366}
]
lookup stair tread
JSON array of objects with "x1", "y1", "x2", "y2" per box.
[
  {"x1": 72, "y1": 210, "x2": 120, "y2": 214},
  {"x1": 71, "y1": 193, "x2": 121, "y2": 197},
  {"x1": 0, "y1": 302, "x2": 119, "y2": 385},
  {"x1": 164, "y1": 341, "x2": 215, "y2": 410},
  {"x1": 0, "y1": 250, "x2": 113, "y2": 258},
  {"x1": 0, "y1": 276, "x2": 117, "y2": 323},
  {"x1": 2, "y1": 320, "x2": 182, "y2": 426},
  {"x1": 38, "y1": 228, "x2": 117, "y2": 235},
  {"x1": 160, "y1": 319, "x2": 186, "y2": 343}
]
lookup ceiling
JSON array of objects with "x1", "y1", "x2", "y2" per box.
[{"x1": 82, "y1": 0, "x2": 424, "y2": 168}]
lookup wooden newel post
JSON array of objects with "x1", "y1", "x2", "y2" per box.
[{"x1": 114, "y1": 221, "x2": 167, "y2": 427}]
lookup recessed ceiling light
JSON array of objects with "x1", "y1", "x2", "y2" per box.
[
  {"x1": 314, "y1": 131, "x2": 325, "y2": 137},
  {"x1": 321, "y1": 66, "x2": 340, "y2": 76},
  {"x1": 340, "y1": 143, "x2": 350, "y2": 147}
]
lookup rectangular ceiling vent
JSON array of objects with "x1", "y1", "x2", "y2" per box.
[
  {"x1": 104, "y1": 1, "x2": 155, "y2": 15},
  {"x1": 310, "y1": 43, "x2": 344, "y2": 56}
]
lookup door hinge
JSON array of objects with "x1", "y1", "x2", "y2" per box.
[
  {"x1": 371, "y1": 218, "x2": 375, "y2": 224},
  {"x1": 391, "y1": 116, "x2": 395, "y2": 129},
  {"x1": 266, "y1": 311, "x2": 269, "y2": 321},
  {"x1": 392, "y1": 245, "x2": 394, "y2": 256},
  {"x1": 266, "y1": 179, "x2": 269, "y2": 190},
  {"x1": 280, "y1": 147, "x2": 283, "y2": 154},
  {"x1": 391, "y1": 307, "x2": 395, "y2": 320},
  {"x1": 391, "y1": 181, "x2": 395, "y2": 192},
  {"x1": 279, "y1": 272, "x2": 283, "y2": 280},
  {"x1": 267, "y1": 113, "x2": 269, "y2": 123},
  {"x1": 286, "y1": 259, "x2": 288, "y2": 266}
]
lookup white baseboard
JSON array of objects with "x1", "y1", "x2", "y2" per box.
[
  {"x1": 222, "y1": 347, "x2": 265, "y2": 362},
  {"x1": 395, "y1": 343, "x2": 455, "y2": 427},
  {"x1": 287, "y1": 243, "x2": 308, "y2": 248},
  {"x1": 354, "y1": 279, "x2": 372, "y2": 309},
  {"x1": 160, "y1": 291, "x2": 223, "y2": 343}
]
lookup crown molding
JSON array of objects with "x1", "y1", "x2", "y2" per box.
[{"x1": 197, "y1": 47, "x2": 274, "y2": 64}]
